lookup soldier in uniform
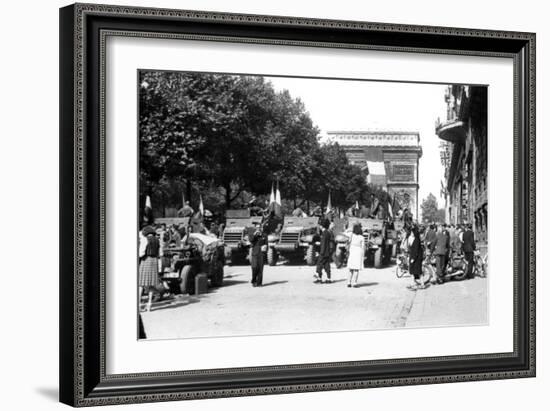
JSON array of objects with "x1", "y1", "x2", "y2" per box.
[
  {"x1": 249, "y1": 224, "x2": 267, "y2": 287},
  {"x1": 314, "y1": 219, "x2": 334, "y2": 284},
  {"x1": 177, "y1": 201, "x2": 194, "y2": 218}
]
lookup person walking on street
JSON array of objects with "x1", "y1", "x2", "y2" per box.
[
  {"x1": 433, "y1": 223, "x2": 450, "y2": 284},
  {"x1": 408, "y1": 225, "x2": 426, "y2": 290},
  {"x1": 249, "y1": 226, "x2": 267, "y2": 287},
  {"x1": 314, "y1": 219, "x2": 334, "y2": 284},
  {"x1": 347, "y1": 223, "x2": 364, "y2": 287},
  {"x1": 462, "y1": 223, "x2": 476, "y2": 278},
  {"x1": 138, "y1": 225, "x2": 161, "y2": 311}
]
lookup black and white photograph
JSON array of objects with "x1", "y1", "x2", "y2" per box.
[{"x1": 137, "y1": 71, "x2": 488, "y2": 340}]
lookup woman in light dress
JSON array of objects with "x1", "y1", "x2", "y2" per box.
[{"x1": 347, "y1": 223, "x2": 365, "y2": 287}]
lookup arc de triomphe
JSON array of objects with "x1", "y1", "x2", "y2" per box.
[{"x1": 326, "y1": 130, "x2": 422, "y2": 220}]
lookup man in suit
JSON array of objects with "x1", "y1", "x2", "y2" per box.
[
  {"x1": 314, "y1": 219, "x2": 334, "y2": 284},
  {"x1": 423, "y1": 224, "x2": 437, "y2": 253},
  {"x1": 249, "y1": 224, "x2": 267, "y2": 287},
  {"x1": 461, "y1": 223, "x2": 476, "y2": 279},
  {"x1": 433, "y1": 223, "x2": 450, "y2": 284}
]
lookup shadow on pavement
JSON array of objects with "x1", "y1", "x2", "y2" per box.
[
  {"x1": 150, "y1": 295, "x2": 202, "y2": 311},
  {"x1": 355, "y1": 282, "x2": 379, "y2": 288},
  {"x1": 216, "y1": 279, "x2": 248, "y2": 287},
  {"x1": 260, "y1": 280, "x2": 288, "y2": 287}
]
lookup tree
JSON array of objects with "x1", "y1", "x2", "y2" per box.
[
  {"x1": 420, "y1": 193, "x2": 446, "y2": 223},
  {"x1": 138, "y1": 71, "x2": 379, "y2": 214}
]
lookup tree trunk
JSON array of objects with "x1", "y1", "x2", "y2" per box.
[
  {"x1": 224, "y1": 183, "x2": 232, "y2": 208},
  {"x1": 186, "y1": 179, "x2": 192, "y2": 206}
]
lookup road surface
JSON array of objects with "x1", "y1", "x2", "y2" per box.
[{"x1": 141, "y1": 261, "x2": 487, "y2": 340}]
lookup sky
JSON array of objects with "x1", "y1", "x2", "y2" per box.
[{"x1": 265, "y1": 75, "x2": 449, "y2": 208}]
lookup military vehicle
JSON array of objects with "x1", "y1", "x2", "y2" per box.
[
  {"x1": 266, "y1": 216, "x2": 320, "y2": 266},
  {"x1": 159, "y1": 233, "x2": 225, "y2": 295},
  {"x1": 333, "y1": 217, "x2": 391, "y2": 268},
  {"x1": 222, "y1": 209, "x2": 262, "y2": 264}
]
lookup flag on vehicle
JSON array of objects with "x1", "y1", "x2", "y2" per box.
[
  {"x1": 199, "y1": 195, "x2": 205, "y2": 215},
  {"x1": 144, "y1": 195, "x2": 154, "y2": 224},
  {"x1": 326, "y1": 191, "x2": 332, "y2": 213},
  {"x1": 269, "y1": 183, "x2": 275, "y2": 205},
  {"x1": 273, "y1": 181, "x2": 282, "y2": 217}
]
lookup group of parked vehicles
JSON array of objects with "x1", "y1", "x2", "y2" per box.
[
  {"x1": 152, "y1": 208, "x2": 486, "y2": 297},
  {"x1": 222, "y1": 209, "x2": 404, "y2": 269}
]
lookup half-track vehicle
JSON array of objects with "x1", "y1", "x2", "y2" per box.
[
  {"x1": 267, "y1": 216, "x2": 320, "y2": 266},
  {"x1": 333, "y1": 217, "x2": 391, "y2": 269},
  {"x1": 222, "y1": 209, "x2": 262, "y2": 265}
]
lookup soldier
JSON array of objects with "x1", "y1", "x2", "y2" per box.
[
  {"x1": 369, "y1": 194, "x2": 380, "y2": 218},
  {"x1": 249, "y1": 224, "x2": 267, "y2": 287},
  {"x1": 177, "y1": 201, "x2": 194, "y2": 218},
  {"x1": 314, "y1": 219, "x2": 334, "y2": 284},
  {"x1": 292, "y1": 206, "x2": 306, "y2": 217}
]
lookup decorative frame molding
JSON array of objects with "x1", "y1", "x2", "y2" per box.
[{"x1": 60, "y1": 3, "x2": 535, "y2": 407}]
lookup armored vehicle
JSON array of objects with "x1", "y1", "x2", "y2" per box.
[
  {"x1": 333, "y1": 217, "x2": 391, "y2": 269},
  {"x1": 222, "y1": 209, "x2": 262, "y2": 264},
  {"x1": 159, "y1": 233, "x2": 225, "y2": 295},
  {"x1": 267, "y1": 216, "x2": 319, "y2": 266}
]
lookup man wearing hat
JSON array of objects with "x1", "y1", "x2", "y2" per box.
[
  {"x1": 314, "y1": 219, "x2": 334, "y2": 284},
  {"x1": 461, "y1": 223, "x2": 476, "y2": 279}
]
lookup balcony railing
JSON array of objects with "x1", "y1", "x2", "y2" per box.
[{"x1": 435, "y1": 119, "x2": 466, "y2": 144}]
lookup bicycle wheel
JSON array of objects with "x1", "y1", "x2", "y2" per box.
[
  {"x1": 421, "y1": 264, "x2": 434, "y2": 284},
  {"x1": 395, "y1": 264, "x2": 407, "y2": 278}
]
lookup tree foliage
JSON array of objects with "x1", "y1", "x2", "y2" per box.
[
  {"x1": 139, "y1": 71, "x2": 380, "y2": 213},
  {"x1": 420, "y1": 193, "x2": 446, "y2": 223}
]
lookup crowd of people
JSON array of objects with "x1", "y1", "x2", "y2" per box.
[
  {"x1": 139, "y1": 194, "x2": 480, "y2": 310},
  {"x1": 398, "y1": 222, "x2": 478, "y2": 290}
]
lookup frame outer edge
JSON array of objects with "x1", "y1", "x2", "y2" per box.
[
  {"x1": 66, "y1": 3, "x2": 537, "y2": 406},
  {"x1": 59, "y1": 3, "x2": 77, "y2": 407}
]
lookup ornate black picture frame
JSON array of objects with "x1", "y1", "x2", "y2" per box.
[{"x1": 59, "y1": 3, "x2": 535, "y2": 407}]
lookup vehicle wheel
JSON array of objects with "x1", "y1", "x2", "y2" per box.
[
  {"x1": 306, "y1": 245, "x2": 316, "y2": 266},
  {"x1": 395, "y1": 263, "x2": 406, "y2": 278},
  {"x1": 334, "y1": 248, "x2": 344, "y2": 268},
  {"x1": 267, "y1": 247, "x2": 277, "y2": 266},
  {"x1": 421, "y1": 264, "x2": 434, "y2": 283},
  {"x1": 210, "y1": 264, "x2": 224, "y2": 287},
  {"x1": 374, "y1": 248, "x2": 383, "y2": 268},
  {"x1": 179, "y1": 265, "x2": 195, "y2": 295},
  {"x1": 453, "y1": 259, "x2": 468, "y2": 281}
]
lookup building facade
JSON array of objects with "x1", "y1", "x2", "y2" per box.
[
  {"x1": 326, "y1": 131, "x2": 422, "y2": 220},
  {"x1": 436, "y1": 85, "x2": 488, "y2": 243}
]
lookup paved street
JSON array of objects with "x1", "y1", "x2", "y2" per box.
[{"x1": 141, "y1": 261, "x2": 487, "y2": 340}]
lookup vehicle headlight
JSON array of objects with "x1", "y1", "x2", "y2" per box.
[
  {"x1": 268, "y1": 234, "x2": 279, "y2": 242},
  {"x1": 374, "y1": 237, "x2": 383, "y2": 245},
  {"x1": 301, "y1": 234, "x2": 313, "y2": 243}
]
